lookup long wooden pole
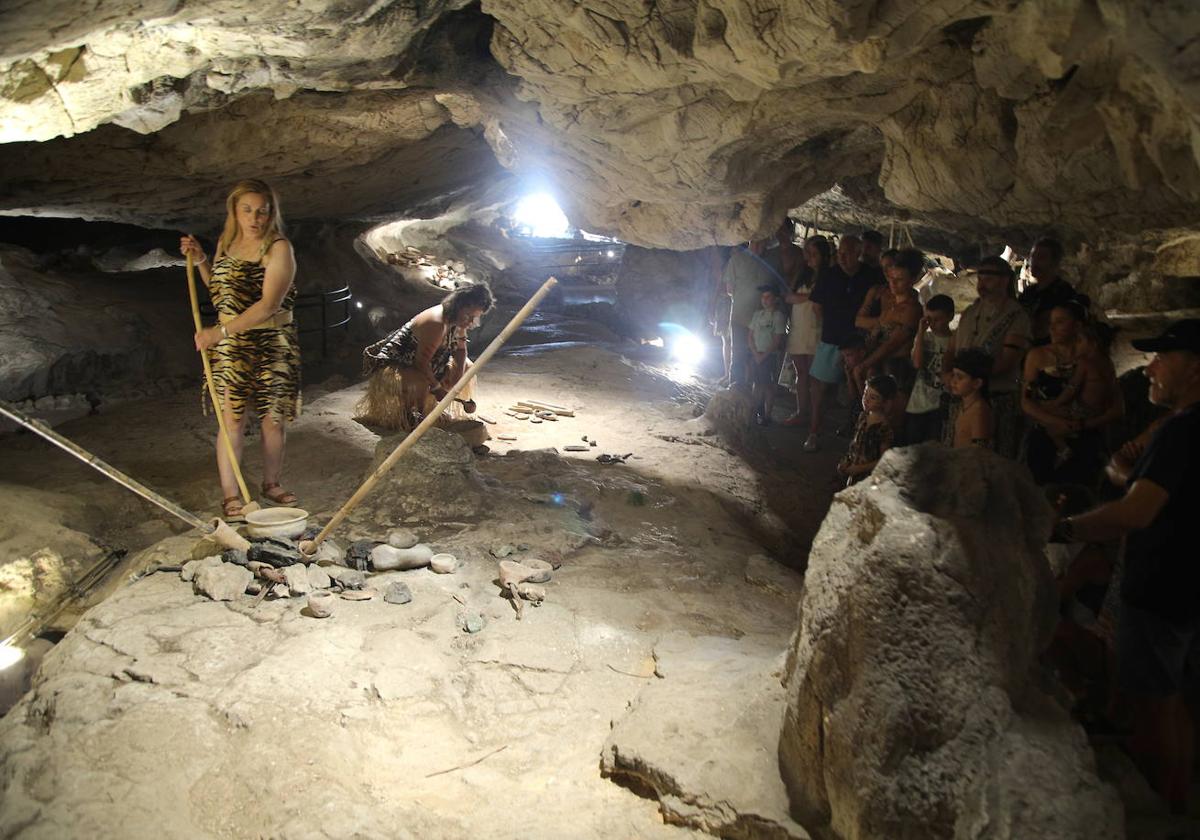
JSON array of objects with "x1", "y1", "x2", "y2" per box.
[
  {"x1": 0, "y1": 399, "x2": 209, "y2": 531},
  {"x1": 186, "y1": 254, "x2": 254, "y2": 506},
  {"x1": 300, "y1": 276, "x2": 558, "y2": 555}
]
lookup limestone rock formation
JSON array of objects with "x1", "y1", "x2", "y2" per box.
[
  {"x1": 1, "y1": 1, "x2": 1198, "y2": 249},
  {"x1": 779, "y1": 444, "x2": 1121, "y2": 840},
  {"x1": 602, "y1": 633, "x2": 808, "y2": 839},
  {"x1": 0, "y1": 245, "x2": 186, "y2": 402}
]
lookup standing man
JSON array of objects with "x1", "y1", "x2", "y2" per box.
[
  {"x1": 860, "y1": 230, "x2": 886, "y2": 286},
  {"x1": 806, "y1": 234, "x2": 877, "y2": 451},
  {"x1": 724, "y1": 238, "x2": 784, "y2": 389},
  {"x1": 1053, "y1": 319, "x2": 1200, "y2": 814},
  {"x1": 707, "y1": 245, "x2": 733, "y2": 386},
  {"x1": 1018, "y1": 236, "x2": 1078, "y2": 345}
]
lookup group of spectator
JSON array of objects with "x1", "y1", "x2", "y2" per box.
[
  {"x1": 711, "y1": 226, "x2": 1123, "y2": 491},
  {"x1": 712, "y1": 224, "x2": 1200, "y2": 818}
]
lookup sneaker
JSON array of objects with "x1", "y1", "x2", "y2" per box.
[{"x1": 803, "y1": 434, "x2": 819, "y2": 452}]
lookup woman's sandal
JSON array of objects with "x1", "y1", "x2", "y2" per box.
[
  {"x1": 261, "y1": 482, "x2": 298, "y2": 506},
  {"x1": 222, "y1": 496, "x2": 246, "y2": 520}
]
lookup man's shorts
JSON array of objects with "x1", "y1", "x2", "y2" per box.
[
  {"x1": 712, "y1": 296, "x2": 732, "y2": 337},
  {"x1": 752, "y1": 352, "x2": 780, "y2": 387},
  {"x1": 1117, "y1": 600, "x2": 1200, "y2": 696},
  {"x1": 809, "y1": 341, "x2": 844, "y2": 384}
]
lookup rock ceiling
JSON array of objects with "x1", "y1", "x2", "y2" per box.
[{"x1": 0, "y1": 0, "x2": 1197, "y2": 249}]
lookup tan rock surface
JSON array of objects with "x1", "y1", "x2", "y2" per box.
[
  {"x1": 0, "y1": 344, "x2": 804, "y2": 839},
  {"x1": 1, "y1": 1, "x2": 1198, "y2": 247}
]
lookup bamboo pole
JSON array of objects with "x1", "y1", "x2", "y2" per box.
[
  {"x1": 186, "y1": 253, "x2": 255, "y2": 507},
  {"x1": 0, "y1": 399, "x2": 208, "y2": 531},
  {"x1": 300, "y1": 276, "x2": 559, "y2": 556}
]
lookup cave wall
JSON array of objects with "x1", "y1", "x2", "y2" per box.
[
  {"x1": 1, "y1": 0, "x2": 1197, "y2": 250},
  {"x1": 1, "y1": 0, "x2": 1198, "y2": 403}
]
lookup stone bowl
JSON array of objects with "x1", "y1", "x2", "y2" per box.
[
  {"x1": 245, "y1": 507, "x2": 309, "y2": 540},
  {"x1": 429, "y1": 553, "x2": 458, "y2": 574},
  {"x1": 307, "y1": 590, "x2": 335, "y2": 618}
]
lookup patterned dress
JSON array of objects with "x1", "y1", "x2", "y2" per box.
[
  {"x1": 356, "y1": 316, "x2": 476, "y2": 433},
  {"x1": 207, "y1": 240, "x2": 301, "y2": 423},
  {"x1": 839, "y1": 413, "x2": 894, "y2": 486}
]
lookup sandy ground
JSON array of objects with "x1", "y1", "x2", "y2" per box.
[{"x1": 0, "y1": 341, "x2": 835, "y2": 838}]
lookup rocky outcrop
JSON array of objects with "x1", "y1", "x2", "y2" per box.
[
  {"x1": 0, "y1": 244, "x2": 194, "y2": 402},
  {"x1": 779, "y1": 444, "x2": 1121, "y2": 840},
  {"x1": 2, "y1": 1, "x2": 1198, "y2": 251},
  {"x1": 602, "y1": 633, "x2": 807, "y2": 839}
]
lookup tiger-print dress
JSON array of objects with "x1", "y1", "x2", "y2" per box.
[{"x1": 207, "y1": 241, "x2": 301, "y2": 423}]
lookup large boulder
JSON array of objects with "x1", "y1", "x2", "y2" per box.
[{"x1": 779, "y1": 444, "x2": 1121, "y2": 840}]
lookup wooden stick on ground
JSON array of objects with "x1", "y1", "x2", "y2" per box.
[
  {"x1": 300, "y1": 277, "x2": 559, "y2": 556},
  {"x1": 424, "y1": 744, "x2": 508, "y2": 779},
  {"x1": 186, "y1": 254, "x2": 256, "y2": 508}
]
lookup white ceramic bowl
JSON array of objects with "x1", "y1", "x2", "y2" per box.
[{"x1": 244, "y1": 507, "x2": 309, "y2": 540}]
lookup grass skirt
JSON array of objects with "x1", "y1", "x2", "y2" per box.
[{"x1": 355, "y1": 358, "x2": 481, "y2": 438}]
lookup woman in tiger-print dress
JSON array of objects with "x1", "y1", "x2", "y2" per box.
[{"x1": 180, "y1": 179, "x2": 301, "y2": 519}]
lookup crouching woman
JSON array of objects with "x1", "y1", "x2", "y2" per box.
[{"x1": 356, "y1": 283, "x2": 495, "y2": 435}]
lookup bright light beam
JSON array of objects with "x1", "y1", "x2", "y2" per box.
[
  {"x1": 658, "y1": 323, "x2": 706, "y2": 374},
  {"x1": 514, "y1": 193, "x2": 571, "y2": 238},
  {"x1": 0, "y1": 644, "x2": 25, "y2": 671}
]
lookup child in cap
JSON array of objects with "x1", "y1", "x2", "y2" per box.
[{"x1": 748, "y1": 285, "x2": 787, "y2": 426}]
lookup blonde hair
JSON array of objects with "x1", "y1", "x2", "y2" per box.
[{"x1": 217, "y1": 179, "x2": 284, "y2": 256}]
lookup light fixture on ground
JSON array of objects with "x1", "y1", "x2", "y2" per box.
[
  {"x1": 513, "y1": 193, "x2": 571, "y2": 238},
  {"x1": 0, "y1": 643, "x2": 24, "y2": 671},
  {"x1": 657, "y1": 323, "x2": 706, "y2": 373}
]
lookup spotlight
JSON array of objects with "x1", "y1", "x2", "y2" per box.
[
  {"x1": 658, "y1": 323, "x2": 706, "y2": 374},
  {"x1": 606, "y1": 250, "x2": 615, "y2": 258},
  {"x1": 356, "y1": 301, "x2": 363, "y2": 309},
  {"x1": 550, "y1": 492, "x2": 565, "y2": 506},
  {"x1": 0, "y1": 644, "x2": 25, "y2": 671},
  {"x1": 514, "y1": 193, "x2": 571, "y2": 238}
]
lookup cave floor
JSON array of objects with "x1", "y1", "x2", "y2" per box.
[{"x1": 0, "y1": 344, "x2": 834, "y2": 839}]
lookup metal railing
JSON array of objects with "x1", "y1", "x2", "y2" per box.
[{"x1": 200, "y1": 284, "x2": 353, "y2": 359}]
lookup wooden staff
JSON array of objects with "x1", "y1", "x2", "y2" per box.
[
  {"x1": 186, "y1": 253, "x2": 255, "y2": 508},
  {"x1": 300, "y1": 276, "x2": 559, "y2": 555}
]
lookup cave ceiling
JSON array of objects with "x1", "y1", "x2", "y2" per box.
[{"x1": 0, "y1": 0, "x2": 1197, "y2": 250}]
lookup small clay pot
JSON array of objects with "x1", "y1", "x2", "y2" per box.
[
  {"x1": 429, "y1": 553, "x2": 458, "y2": 574},
  {"x1": 307, "y1": 590, "x2": 335, "y2": 618},
  {"x1": 521, "y1": 558, "x2": 553, "y2": 583}
]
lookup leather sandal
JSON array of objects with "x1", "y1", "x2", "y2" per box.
[
  {"x1": 261, "y1": 482, "x2": 298, "y2": 506},
  {"x1": 222, "y1": 496, "x2": 246, "y2": 520}
]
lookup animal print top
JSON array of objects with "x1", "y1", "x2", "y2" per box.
[
  {"x1": 363, "y1": 320, "x2": 465, "y2": 379},
  {"x1": 206, "y1": 239, "x2": 301, "y2": 422}
]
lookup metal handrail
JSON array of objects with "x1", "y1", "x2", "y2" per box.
[{"x1": 199, "y1": 284, "x2": 353, "y2": 358}]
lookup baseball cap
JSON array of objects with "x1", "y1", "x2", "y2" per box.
[{"x1": 1131, "y1": 319, "x2": 1200, "y2": 353}]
